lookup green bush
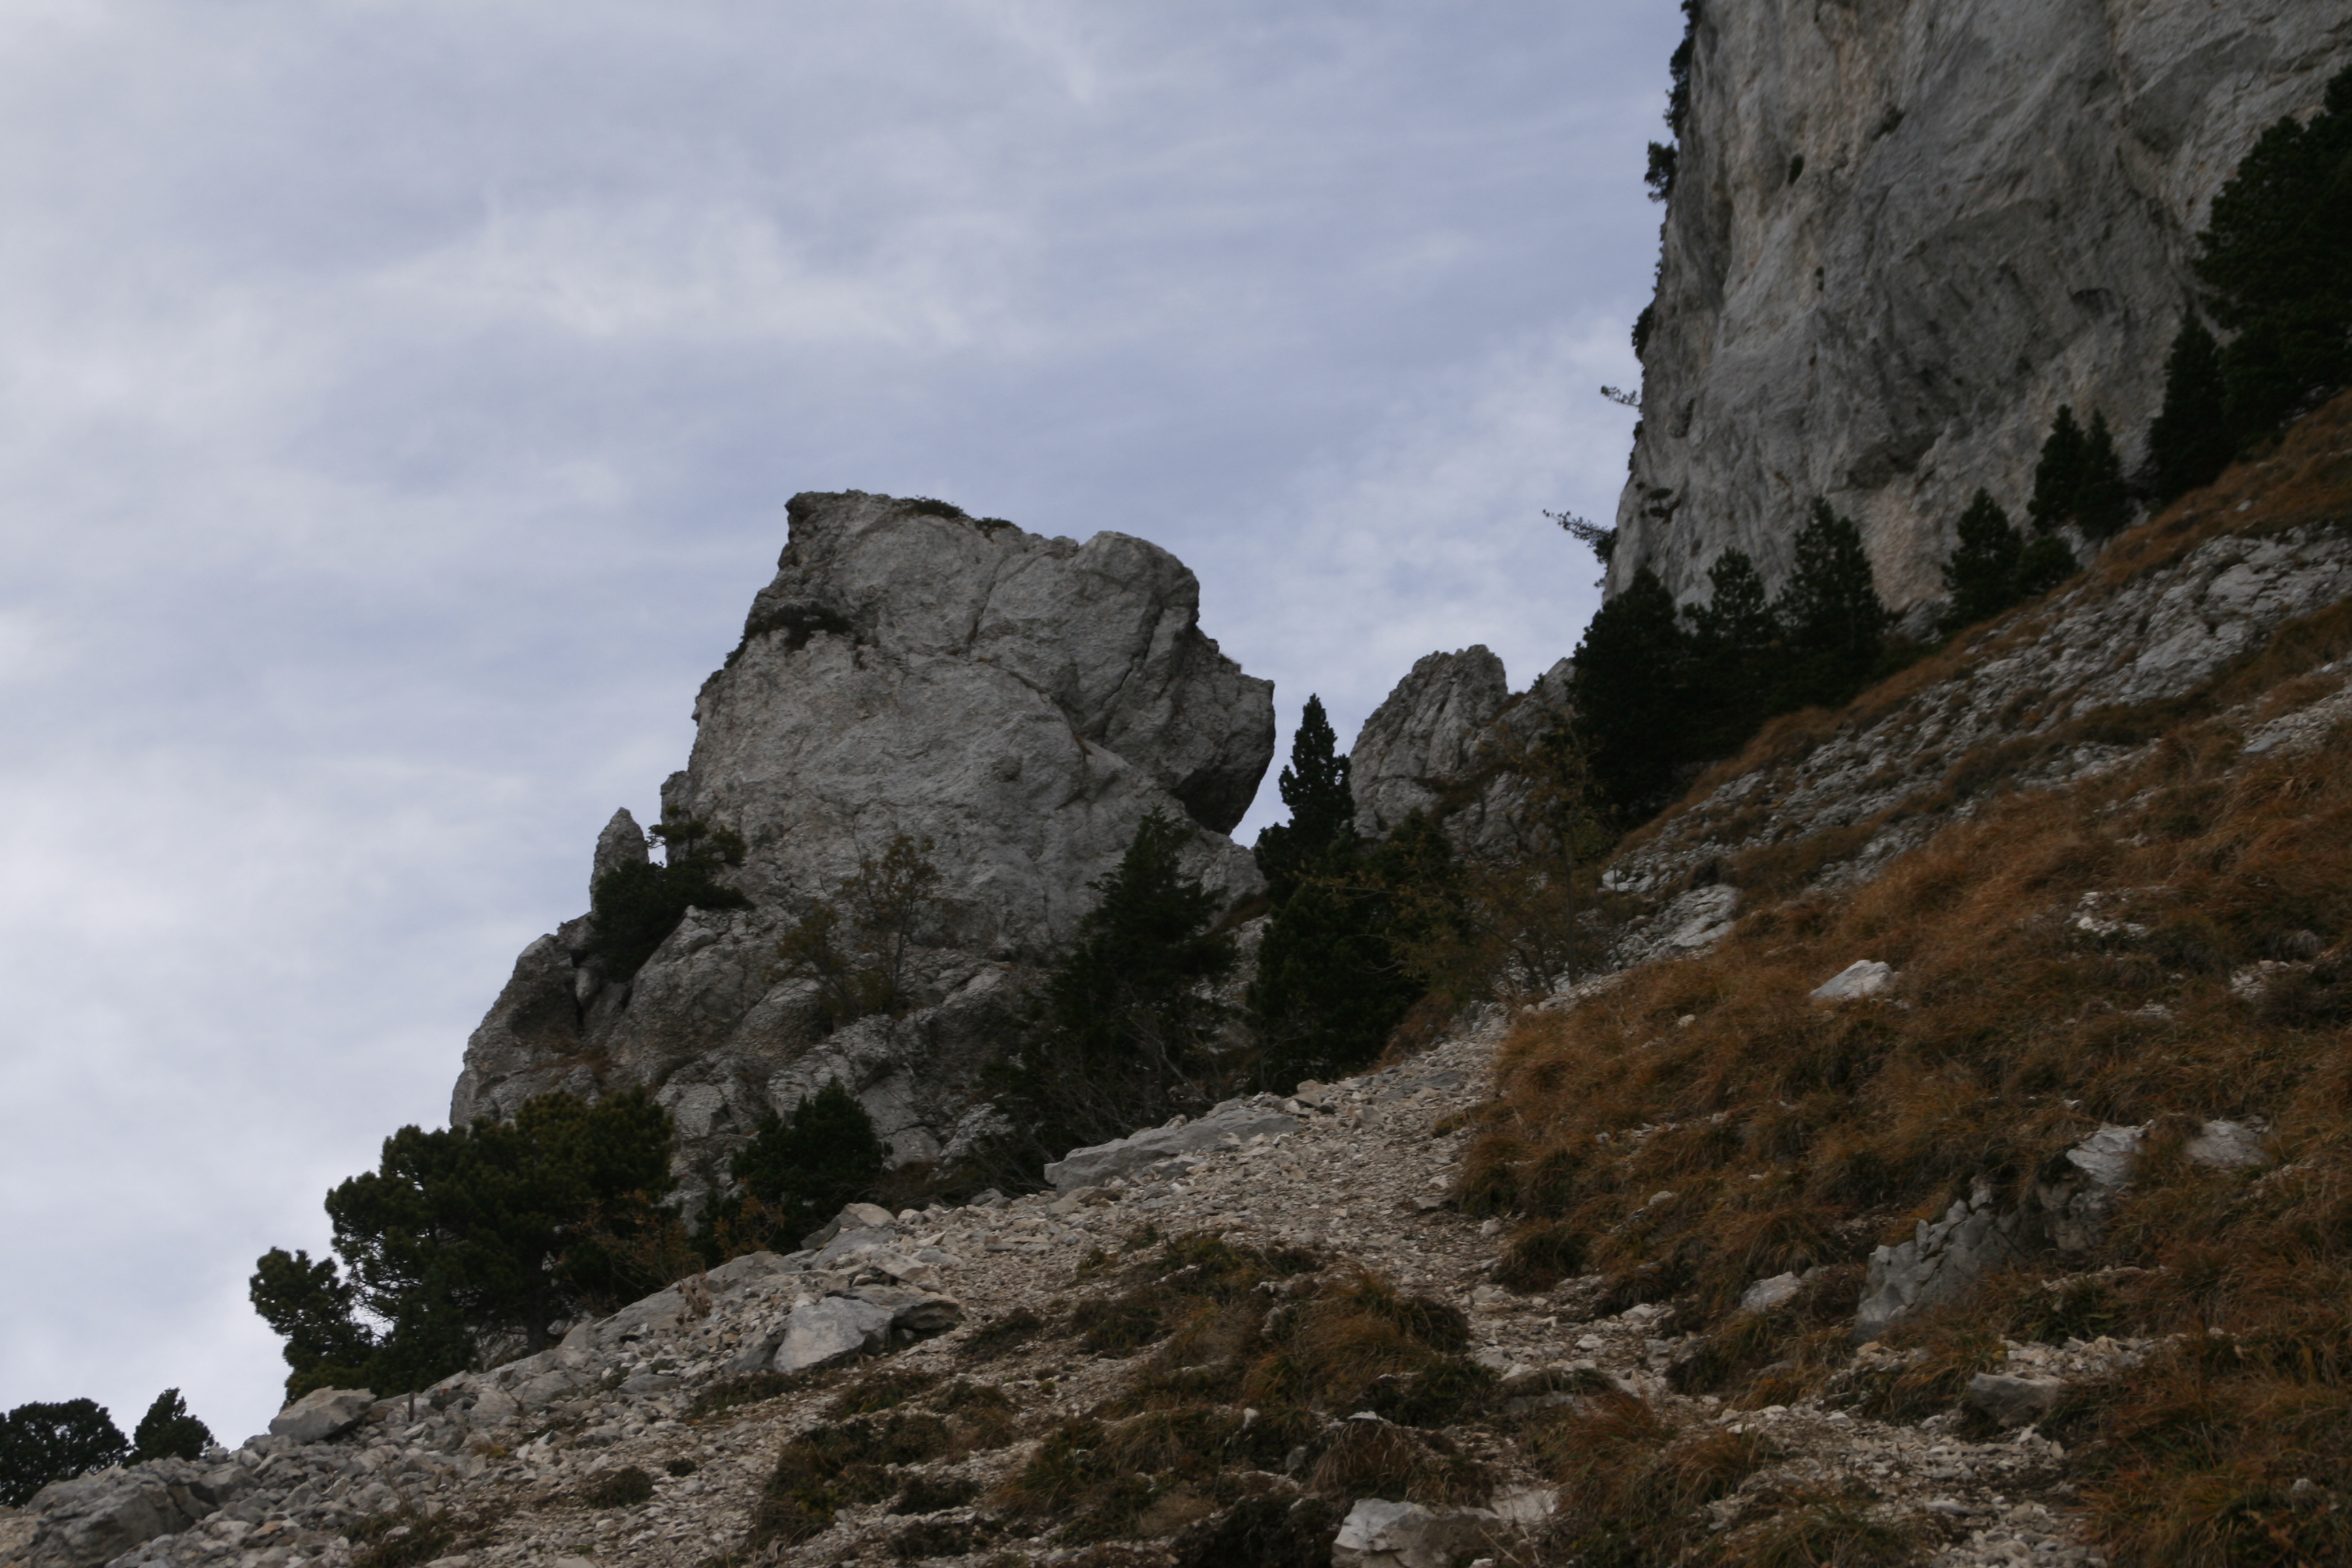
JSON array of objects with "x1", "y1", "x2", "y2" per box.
[
  {"x1": 0, "y1": 1399, "x2": 127, "y2": 1505},
  {"x1": 777, "y1": 836, "x2": 943, "y2": 1031}
]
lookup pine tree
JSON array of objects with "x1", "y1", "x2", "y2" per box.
[
  {"x1": 130, "y1": 1390, "x2": 214, "y2": 1464},
  {"x1": 2194, "y1": 66, "x2": 2352, "y2": 446},
  {"x1": 994, "y1": 812, "x2": 1236, "y2": 1166},
  {"x1": 0, "y1": 1401, "x2": 128, "y2": 1507},
  {"x1": 252, "y1": 1089, "x2": 680, "y2": 1396},
  {"x1": 723, "y1": 1081, "x2": 887, "y2": 1251},
  {"x1": 2027, "y1": 406, "x2": 2088, "y2": 534},
  {"x1": 1252, "y1": 696, "x2": 1354, "y2": 907},
  {"x1": 1250, "y1": 872, "x2": 1420, "y2": 1092},
  {"x1": 1940, "y1": 489, "x2": 2025, "y2": 634},
  {"x1": 2147, "y1": 316, "x2": 2233, "y2": 502},
  {"x1": 2012, "y1": 534, "x2": 2080, "y2": 600},
  {"x1": 1571, "y1": 564, "x2": 1695, "y2": 821},
  {"x1": 1773, "y1": 501, "x2": 1893, "y2": 709},
  {"x1": 2076, "y1": 411, "x2": 2132, "y2": 540},
  {"x1": 1684, "y1": 548, "x2": 1779, "y2": 756}
]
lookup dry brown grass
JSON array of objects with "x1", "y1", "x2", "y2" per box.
[
  {"x1": 1473, "y1": 661, "x2": 2352, "y2": 1554},
  {"x1": 1525, "y1": 1389, "x2": 1781, "y2": 1563}
]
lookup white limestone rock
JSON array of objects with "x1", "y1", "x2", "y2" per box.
[
  {"x1": 448, "y1": 491, "x2": 1276, "y2": 1183},
  {"x1": 265, "y1": 1388, "x2": 373, "y2": 1445},
  {"x1": 1043, "y1": 1098, "x2": 1298, "y2": 1190},
  {"x1": 1811, "y1": 960, "x2": 1896, "y2": 1002},
  {"x1": 1614, "y1": 0, "x2": 2352, "y2": 619}
]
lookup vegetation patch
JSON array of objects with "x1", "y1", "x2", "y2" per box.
[{"x1": 580, "y1": 1465, "x2": 655, "y2": 1507}]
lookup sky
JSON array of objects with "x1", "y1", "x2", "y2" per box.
[{"x1": 0, "y1": 2, "x2": 1678, "y2": 1446}]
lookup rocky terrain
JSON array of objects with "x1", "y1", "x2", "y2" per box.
[
  {"x1": 1, "y1": 1019, "x2": 2151, "y2": 1568},
  {"x1": 449, "y1": 491, "x2": 1274, "y2": 1194},
  {"x1": 1347, "y1": 649, "x2": 1574, "y2": 860},
  {"x1": 1614, "y1": 0, "x2": 2352, "y2": 617},
  {"x1": 1610, "y1": 398, "x2": 2352, "y2": 915}
]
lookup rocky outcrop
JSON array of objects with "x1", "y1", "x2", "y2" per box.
[
  {"x1": 448, "y1": 493, "x2": 1274, "y2": 1193},
  {"x1": 1614, "y1": 0, "x2": 2352, "y2": 619},
  {"x1": 1348, "y1": 648, "x2": 1576, "y2": 858}
]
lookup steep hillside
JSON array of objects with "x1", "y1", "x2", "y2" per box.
[
  {"x1": 1614, "y1": 0, "x2": 2351, "y2": 617},
  {"x1": 12, "y1": 398, "x2": 2351, "y2": 1568}
]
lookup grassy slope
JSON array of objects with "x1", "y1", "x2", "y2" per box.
[{"x1": 1469, "y1": 393, "x2": 2352, "y2": 1563}]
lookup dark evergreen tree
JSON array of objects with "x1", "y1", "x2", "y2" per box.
[
  {"x1": 1250, "y1": 871, "x2": 1421, "y2": 1092},
  {"x1": 2194, "y1": 66, "x2": 2352, "y2": 445},
  {"x1": 1772, "y1": 501, "x2": 1893, "y2": 709},
  {"x1": 1940, "y1": 489, "x2": 2025, "y2": 634},
  {"x1": 0, "y1": 1401, "x2": 127, "y2": 1506},
  {"x1": 2011, "y1": 534, "x2": 2080, "y2": 600},
  {"x1": 720, "y1": 1080, "x2": 887, "y2": 1252},
  {"x1": 2027, "y1": 406, "x2": 2089, "y2": 534},
  {"x1": 993, "y1": 811, "x2": 1236, "y2": 1169},
  {"x1": 1571, "y1": 565, "x2": 1695, "y2": 821},
  {"x1": 252, "y1": 1089, "x2": 679, "y2": 1396},
  {"x1": 588, "y1": 817, "x2": 751, "y2": 979},
  {"x1": 2076, "y1": 411, "x2": 2132, "y2": 540},
  {"x1": 1684, "y1": 547, "x2": 1779, "y2": 755},
  {"x1": 1252, "y1": 696, "x2": 1355, "y2": 907},
  {"x1": 130, "y1": 1390, "x2": 213, "y2": 1464},
  {"x1": 2147, "y1": 316, "x2": 2234, "y2": 502}
]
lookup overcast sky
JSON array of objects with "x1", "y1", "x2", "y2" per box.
[{"x1": 0, "y1": 2, "x2": 1676, "y2": 1445}]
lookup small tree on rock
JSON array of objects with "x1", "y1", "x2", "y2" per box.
[
  {"x1": 130, "y1": 1390, "x2": 213, "y2": 1464},
  {"x1": 589, "y1": 817, "x2": 751, "y2": 979}
]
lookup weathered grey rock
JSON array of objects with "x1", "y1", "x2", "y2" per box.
[
  {"x1": 24, "y1": 1460, "x2": 250, "y2": 1568},
  {"x1": 1332, "y1": 1498, "x2": 1505, "y2": 1568},
  {"x1": 448, "y1": 491, "x2": 1276, "y2": 1197},
  {"x1": 1348, "y1": 651, "x2": 1579, "y2": 860},
  {"x1": 265, "y1": 1388, "x2": 373, "y2": 1445},
  {"x1": 1043, "y1": 1099, "x2": 1298, "y2": 1190},
  {"x1": 1811, "y1": 960, "x2": 1895, "y2": 1002},
  {"x1": 773, "y1": 1296, "x2": 897, "y2": 1373},
  {"x1": 2185, "y1": 1119, "x2": 2271, "y2": 1169},
  {"x1": 1965, "y1": 1373, "x2": 2065, "y2": 1428},
  {"x1": 590, "y1": 808, "x2": 648, "y2": 900},
  {"x1": 1351, "y1": 648, "x2": 1512, "y2": 838},
  {"x1": 1740, "y1": 1272, "x2": 1806, "y2": 1313},
  {"x1": 1857, "y1": 1180, "x2": 2032, "y2": 1343},
  {"x1": 1613, "y1": 0, "x2": 2352, "y2": 619}
]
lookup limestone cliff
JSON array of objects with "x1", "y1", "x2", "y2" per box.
[
  {"x1": 1614, "y1": 0, "x2": 2352, "y2": 621},
  {"x1": 448, "y1": 493, "x2": 1273, "y2": 1190},
  {"x1": 1348, "y1": 646, "x2": 1575, "y2": 859}
]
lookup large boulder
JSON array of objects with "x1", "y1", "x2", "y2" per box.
[
  {"x1": 448, "y1": 493, "x2": 1275, "y2": 1194},
  {"x1": 1349, "y1": 649, "x2": 1577, "y2": 857}
]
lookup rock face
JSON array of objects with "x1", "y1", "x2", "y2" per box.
[
  {"x1": 1614, "y1": 0, "x2": 2352, "y2": 618},
  {"x1": 448, "y1": 493, "x2": 1273, "y2": 1192},
  {"x1": 1348, "y1": 647, "x2": 1576, "y2": 857}
]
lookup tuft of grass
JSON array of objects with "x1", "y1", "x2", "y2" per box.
[
  {"x1": 890, "y1": 1516, "x2": 998, "y2": 1559},
  {"x1": 1305, "y1": 1420, "x2": 1489, "y2": 1505},
  {"x1": 828, "y1": 1367, "x2": 940, "y2": 1417},
  {"x1": 747, "y1": 1390, "x2": 1019, "y2": 1554},
  {"x1": 346, "y1": 1512, "x2": 461, "y2": 1568},
  {"x1": 1718, "y1": 1488, "x2": 1927, "y2": 1567},
  {"x1": 581, "y1": 1465, "x2": 656, "y2": 1508},
  {"x1": 685, "y1": 1367, "x2": 827, "y2": 1421},
  {"x1": 1169, "y1": 1493, "x2": 1344, "y2": 1568},
  {"x1": 960, "y1": 1307, "x2": 1048, "y2": 1362},
  {"x1": 1529, "y1": 1391, "x2": 1780, "y2": 1565}
]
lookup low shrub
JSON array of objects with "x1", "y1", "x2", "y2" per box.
[{"x1": 581, "y1": 1465, "x2": 655, "y2": 1507}]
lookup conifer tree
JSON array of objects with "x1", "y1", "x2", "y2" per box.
[
  {"x1": 994, "y1": 812, "x2": 1235, "y2": 1166},
  {"x1": 1772, "y1": 501, "x2": 1892, "y2": 709},
  {"x1": 719, "y1": 1080, "x2": 887, "y2": 1252},
  {"x1": 251, "y1": 1088, "x2": 680, "y2": 1396},
  {"x1": 1252, "y1": 696, "x2": 1354, "y2": 907},
  {"x1": 2012, "y1": 534, "x2": 2080, "y2": 601},
  {"x1": 589, "y1": 816, "x2": 751, "y2": 979},
  {"x1": 1571, "y1": 564, "x2": 1694, "y2": 820},
  {"x1": 2147, "y1": 316, "x2": 2233, "y2": 502},
  {"x1": 2193, "y1": 66, "x2": 2352, "y2": 445},
  {"x1": 2076, "y1": 411, "x2": 2132, "y2": 540},
  {"x1": 1940, "y1": 489, "x2": 2025, "y2": 634},
  {"x1": 130, "y1": 1390, "x2": 213, "y2": 1464},
  {"x1": 0, "y1": 1401, "x2": 128, "y2": 1507},
  {"x1": 1684, "y1": 547, "x2": 1778, "y2": 756},
  {"x1": 2027, "y1": 406, "x2": 2088, "y2": 533}
]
